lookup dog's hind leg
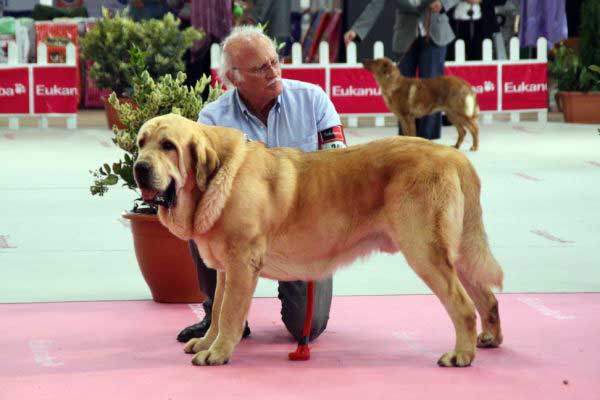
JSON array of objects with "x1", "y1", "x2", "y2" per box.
[
  {"x1": 446, "y1": 113, "x2": 467, "y2": 149},
  {"x1": 401, "y1": 241, "x2": 478, "y2": 367},
  {"x1": 453, "y1": 167, "x2": 504, "y2": 347},
  {"x1": 184, "y1": 270, "x2": 226, "y2": 355},
  {"x1": 456, "y1": 275, "x2": 503, "y2": 348},
  {"x1": 389, "y1": 180, "x2": 477, "y2": 367},
  {"x1": 465, "y1": 118, "x2": 479, "y2": 151}
]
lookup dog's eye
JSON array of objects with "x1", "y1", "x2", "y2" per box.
[
  {"x1": 161, "y1": 140, "x2": 176, "y2": 151},
  {"x1": 138, "y1": 138, "x2": 145, "y2": 148}
]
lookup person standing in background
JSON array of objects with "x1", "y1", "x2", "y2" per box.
[
  {"x1": 519, "y1": 0, "x2": 567, "y2": 49},
  {"x1": 184, "y1": 0, "x2": 233, "y2": 86},
  {"x1": 448, "y1": 0, "x2": 507, "y2": 61},
  {"x1": 240, "y1": 0, "x2": 292, "y2": 57},
  {"x1": 344, "y1": 0, "x2": 459, "y2": 140},
  {"x1": 127, "y1": 0, "x2": 169, "y2": 21}
]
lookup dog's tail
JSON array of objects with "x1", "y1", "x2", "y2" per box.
[
  {"x1": 456, "y1": 162, "x2": 503, "y2": 290},
  {"x1": 464, "y1": 91, "x2": 480, "y2": 119}
]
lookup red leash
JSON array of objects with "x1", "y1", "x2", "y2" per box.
[{"x1": 288, "y1": 281, "x2": 315, "y2": 361}]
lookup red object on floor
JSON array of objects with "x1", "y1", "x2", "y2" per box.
[{"x1": 288, "y1": 281, "x2": 315, "y2": 361}]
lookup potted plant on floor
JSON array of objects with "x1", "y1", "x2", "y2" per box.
[
  {"x1": 90, "y1": 47, "x2": 223, "y2": 303},
  {"x1": 549, "y1": 0, "x2": 600, "y2": 123},
  {"x1": 80, "y1": 9, "x2": 202, "y2": 129}
]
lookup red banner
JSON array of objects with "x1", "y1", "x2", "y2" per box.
[
  {"x1": 282, "y1": 67, "x2": 326, "y2": 92},
  {"x1": 0, "y1": 67, "x2": 30, "y2": 114},
  {"x1": 501, "y1": 63, "x2": 548, "y2": 110},
  {"x1": 329, "y1": 67, "x2": 388, "y2": 114},
  {"x1": 206, "y1": 62, "x2": 548, "y2": 114},
  {"x1": 33, "y1": 66, "x2": 79, "y2": 113},
  {"x1": 445, "y1": 65, "x2": 498, "y2": 111}
]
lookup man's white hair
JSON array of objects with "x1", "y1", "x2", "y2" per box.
[{"x1": 219, "y1": 25, "x2": 278, "y2": 87}]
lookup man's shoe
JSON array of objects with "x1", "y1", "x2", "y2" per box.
[
  {"x1": 176, "y1": 318, "x2": 251, "y2": 343},
  {"x1": 177, "y1": 317, "x2": 210, "y2": 343},
  {"x1": 242, "y1": 324, "x2": 251, "y2": 339}
]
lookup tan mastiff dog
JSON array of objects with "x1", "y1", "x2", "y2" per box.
[{"x1": 133, "y1": 113, "x2": 504, "y2": 367}]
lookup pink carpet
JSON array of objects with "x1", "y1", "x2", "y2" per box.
[{"x1": 1, "y1": 294, "x2": 598, "y2": 400}]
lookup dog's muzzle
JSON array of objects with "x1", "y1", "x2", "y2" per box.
[{"x1": 134, "y1": 161, "x2": 177, "y2": 208}]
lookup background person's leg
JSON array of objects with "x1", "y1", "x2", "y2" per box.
[
  {"x1": 190, "y1": 240, "x2": 217, "y2": 300},
  {"x1": 397, "y1": 39, "x2": 420, "y2": 135},
  {"x1": 278, "y1": 278, "x2": 333, "y2": 342},
  {"x1": 177, "y1": 241, "x2": 218, "y2": 342},
  {"x1": 415, "y1": 40, "x2": 447, "y2": 140}
]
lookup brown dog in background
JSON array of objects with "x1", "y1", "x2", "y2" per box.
[{"x1": 364, "y1": 57, "x2": 480, "y2": 151}]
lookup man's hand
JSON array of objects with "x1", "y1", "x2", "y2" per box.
[
  {"x1": 344, "y1": 30, "x2": 358, "y2": 46},
  {"x1": 429, "y1": 0, "x2": 443, "y2": 12}
]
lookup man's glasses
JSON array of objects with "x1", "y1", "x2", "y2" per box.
[{"x1": 234, "y1": 57, "x2": 280, "y2": 76}]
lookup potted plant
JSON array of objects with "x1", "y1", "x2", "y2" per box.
[
  {"x1": 90, "y1": 47, "x2": 223, "y2": 303},
  {"x1": 80, "y1": 8, "x2": 203, "y2": 129},
  {"x1": 549, "y1": 0, "x2": 600, "y2": 123}
]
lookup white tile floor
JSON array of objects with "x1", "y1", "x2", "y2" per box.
[{"x1": 1, "y1": 119, "x2": 599, "y2": 303}]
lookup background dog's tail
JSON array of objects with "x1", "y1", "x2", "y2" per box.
[
  {"x1": 456, "y1": 163, "x2": 503, "y2": 290},
  {"x1": 465, "y1": 94, "x2": 478, "y2": 118}
]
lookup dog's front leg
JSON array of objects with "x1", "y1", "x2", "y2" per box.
[
  {"x1": 397, "y1": 115, "x2": 416, "y2": 136},
  {"x1": 190, "y1": 264, "x2": 258, "y2": 366},
  {"x1": 184, "y1": 271, "x2": 225, "y2": 355}
]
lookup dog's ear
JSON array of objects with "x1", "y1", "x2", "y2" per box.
[
  {"x1": 382, "y1": 59, "x2": 393, "y2": 74},
  {"x1": 190, "y1": 139, "x2": 220, "y2": 192}
]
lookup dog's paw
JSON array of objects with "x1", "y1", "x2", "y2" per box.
[
  {"x1": 191, "y1": 348, "x2": 230, "y2": 366},
  {"x1": 477, "y1": 331, "x2": 503, "y2": 348},
  {"x1": 437, "y1": 350, "x2": 474, "y2": 367},
  {"x1": 469, "y1": 145, "x2": 478, "y2": 151},
  {"x1": 183, "y1": 337, "x2": 212, "y2": 354}
]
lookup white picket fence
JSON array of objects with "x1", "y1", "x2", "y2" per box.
[
  {"x1": 445, "y1": 37, "x2": 548, "y2": 125},
  {"x1": 0, "y1": 42, "x2": 78, "y2": 130},
  {"x1": 211, "y1": 36, "x2": 549, "y2": 127}
]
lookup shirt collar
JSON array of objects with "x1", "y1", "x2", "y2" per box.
[{"x1": 233, "y1": 87, "x2": 282, "y2": 121}]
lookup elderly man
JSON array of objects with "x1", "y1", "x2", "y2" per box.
[{"x1": 177, "y1": 25, "x2": 346, "y2": 345}]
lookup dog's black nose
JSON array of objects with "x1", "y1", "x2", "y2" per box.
[{"x1": 134, "y1": 161, "x2": 152, "y2": 187}]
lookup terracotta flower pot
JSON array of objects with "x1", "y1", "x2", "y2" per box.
[
  {"x1": 557, "y1": 91, "x2": 600, "y2": 123},
  {"x1": 102, "y1": 96, "x2": 137, "y2": 130},
  {"x1": 122, "y1": 212, "x2": 205, "y2": 303}
]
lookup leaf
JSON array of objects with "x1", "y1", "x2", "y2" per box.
[{"x1": 104, "y1": 174, "x2": 119, "y2": 185}]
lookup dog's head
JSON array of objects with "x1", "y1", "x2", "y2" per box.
[
  {"x1": 133, "y1": 113, "x2": 221, "y2": 209},
  {"x1": 362, "y1": 57, "x2": 398, "y2": 79}
]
